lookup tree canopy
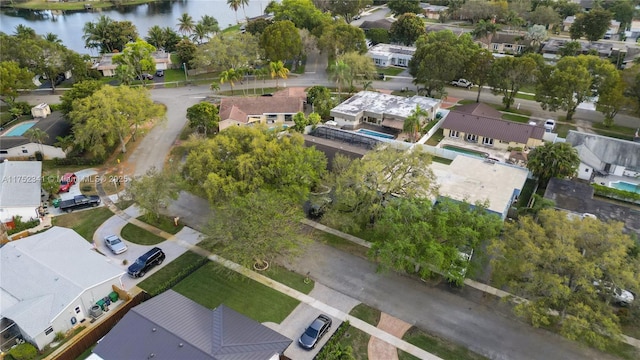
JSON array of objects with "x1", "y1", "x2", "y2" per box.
[
  {"x1": 82, "y1": 15, "x2": 138, "y2": 53},
  {"x1": 0, "y1": 61, "x2": 34, "y2": 106},
  {"x1": 186, "y1": 102, "x2": 220, "y2": 136},
  {"x1": 387, "y1": 0, "x2": 422, "y2": 16},
  {"x1": 328, "y1": 0, "x2": 372, "y2": 23},
  {"x1": 488, "y1": 54, "x2": 540, "y2": 109},
  {"x1": 489, "y1": 209, "x2": 640, "y2": 349},
  {"x1": 270, "y1": 0, "x2": 328, "y2": 33},
  {"x1": 306, "y1": 85, "x2": 336, "y2": 119},
  {"x1": 59, "y1": 80, "x2": 104, "y2": 115},
  {"x1": 192, "y1": 33, "x2": 260, "y2": 71},
  {"x1": 569, "y1": 9, "x2": 613, "y2": 41},
  {"x1": 318, "y1": 22, "x2": 368, "y2": 57},
  {"x1": 113, "y1": 39, "x2": 157, "y2": 85},
  {"x1": 183, "y1": 126, "x2": 327, "y2": 204},
  {"x1": 390, "y1": 13, "x2": 426, "y2": 46},
  {"x1": 127, "y1": 166, "x2": 179, "y2": 222},
  {"x1": 260, "y1": 20, "x2": 302, "y2": 62},
  {"x1": 526, "y1": 142, "x2": 580, "y2": 187}
]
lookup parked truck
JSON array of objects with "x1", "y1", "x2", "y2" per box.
[{"x1": 59, "y1": 195, "x2": 101, "y2": 213}]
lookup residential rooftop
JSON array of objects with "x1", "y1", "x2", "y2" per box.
[
  {"x1": 0, "y1": 160, "x2": 42, "y2": 211},
  {"x1": 442, "y1": 111, "x2": 545, "y2": 144},
  {"x1": 368, "y1": 43, "x2": 416, "y2": 57},
  {"x1": 331, "y1": 91, "x2": 440, "y2": 119}
]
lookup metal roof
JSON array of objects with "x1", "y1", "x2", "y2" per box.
[
  {"x1": 442, "y1": 111, "x2": 545, "y2": 144},
  {"x1": 93, "y1": 290, "x2": 292, "y2": 360}
]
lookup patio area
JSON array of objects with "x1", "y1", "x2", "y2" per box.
[
  {"x1": 437, "y1": 138, "x2": 512, "y2": 162},
  {"x1": 593, "y1": 174, "x2": 640, "y2": 194}
]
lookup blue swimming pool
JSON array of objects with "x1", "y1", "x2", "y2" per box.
[
  {"x1": 357, "y1": 128, "x2": 395, "y2": 139},
  {"x1": 4, "y1": 122, "x2": 36, "y2": 137},
  {"x1": 610, "y1": 181, "x2": 640, "y2": 194},
  {"x1": 442, "y1": 145, "x2": 489, "y2": 159}
]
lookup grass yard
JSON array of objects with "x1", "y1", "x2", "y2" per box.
[
  {"x1": 337, "y1": 326, "x2": 370, "y2": 360},
  {"x1": 138, "y1": 251, "x2": 207, "y2": 296},
  {"x1": 590, "y1": 122, "x2": 635, "y2": 141},
  {"x1": 400, "y1": 327, "x2": 489, "y2": 360},
  {"x1": 52, "y1": 207, "x2": 114, "y2": 242},
  {"x1": 501, "y1": 113, "x2": 529, "y2": 123},
  {"x1": 163, "y1": 69, "x2": 187, "y2": 83},
  {"x1": 376, "y1": 66, "x2": 406, "y2": 76},
  {"x1": 137, "y1": 215, "x2": 184, "y2": 235},
  {"x1": 349, "y1": 303, "x2": 381, "y2": 326},
  {"x1": 173, "y1": 262, "x2": 300, "y2": 323},
  {"x1": 426, "y1": 128, "x2": 445, "y2": 146},
  {"x1": 120, "y1": 223, "x2": 165, "y2": 245},
  {"x1": 262, "y1": 264, "x2": 315, "y2": 294},
  {"x1": 514, "y1": 93, "x2": 536, "y2": 101},
  {"x1": 488, "y1": 104, "x2": 532, "y2": 116},
  {"x1": 555, "y1": 123, "x2": 578, "y2": 138},
  {"x1": 515, "y1": 178, "x2": 537, "y2": 209},
  {"x1": 315, "y1": 231, "x2": 369, "y2": 259}
]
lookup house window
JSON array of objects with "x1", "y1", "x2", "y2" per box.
[
  {"x1": 505, "y1": 44, "x2": 512, "y2": 49},
  {"x1": 449, "y1": 130, "x2": 459, "y2": 138},
  {"x1": 75, "y1": 307, "x2": 81, "y2": 314},
  {"x1": 397, "y1": 58, "x2": 407, "y2": 67},
  {"x1": 374, "y1": 58, "x2": 381, "y2": 65},
  {"x1": 0, "y1": 150, "x2": 7, "y2": 154},
  {"x1": 45, "y1": 327, "x2": 54, "y2": 335},
  {"x1": 266, "y1": 114, "x2": 277, "y2": 124},
  {"x1": 284, "y1": 114, "x2": 292, "y2": 121},
  {"x1": 466, "y1": 134, "x2": 478, "y2": 142},
  {"x1": 493, "y1": 44, "x2": 499, "y2": 50},
  {"x1": 483, "y1": 137, "x2": 494, "y2": 146},
  {"x1": 516, "y1": 45, "x2": 525, "y2": 53},
  {"x1": 22, "y1": 149, "x2": 28, "y2": 154}
]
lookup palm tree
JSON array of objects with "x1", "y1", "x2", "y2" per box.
[
  {"x1": 210, "y1": 81, "x2": 220, "y2": 94},
  {"x1": 43, "y1": 32, "x2": 62, "y2": 44},
  {"x1": 191, "y1": 24, "x2": 210, "y2": 44},
  {"x1": 14, "y1": 25, "x2": 36, "y2": 39},
  {"x1": 471, "y1": 19, "x2": 501, "y2": 40},
  {"x1": 177, "y1": 13, "x2": 195, "y2": 36},
  {"x1": 220, "y1": 68, "x2": 243, "y2": 95},
  {"x1": 83, "y1": 15, "x2": 115, "y2": 53},
  {"x1": 254, "y1": 67, "x2": 269, "y2": 94},
  {"x1": 200, "y1": 15, "x2": 220, "y2": 35},
  {"x1": 269, "y1": 61, "x2": 289, "y2": 89},
  {"x1": 55, "y1": 135, "x2": 75, "y2": 153},
  {"x1": 146, "y1": 25, "x2": 166, "y2": 49},
  {"x1": 240, "y1": 0, "x2": 250, "y2": 20},
  {"x1": 24, "y1": 127, "x2": 49, "y2": 157},
  {"x1": 361, "y1": 80, "x2": 373, "y2": 91},
  {"x1": 328, "y1": 60, "x2": 351, "y2": 101},
  {"x1": 227, "y1": 0, "x2": 241, "y2": 24},
  {"x1": 402, "y1": 105, "x2": 428, "y2": 143}
]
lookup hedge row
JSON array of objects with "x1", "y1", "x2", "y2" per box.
[
  {"x1": 141, "y1": 253, "x2": 209, "y2": 297},
  {"x1": 315, "y1": 320, "x2": 354, "y2": 360},
  {"x1": 592, "y1": 183, "x2": 640, "y2": 203},
  {"x1": 53, "y1": 157, "x2": 104, "y2": 166}
]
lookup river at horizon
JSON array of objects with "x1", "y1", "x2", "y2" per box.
[{"x1": 0, "y1": 0, "x2": 272, "y2": 55}]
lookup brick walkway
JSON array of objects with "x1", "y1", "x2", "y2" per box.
[{"x1": 368, "y1": 313, "x2": 413, "y2": 360}]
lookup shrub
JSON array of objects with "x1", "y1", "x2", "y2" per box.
[
  {"x1": 315, "y1": 320, "x2": 355, "y2": 360},
  {"x1": 7, "y1": 216, "x2": 40, "y2": 235},
  {"x1": 8, "y1": 343, "x2": 38, "y2": 360},
  {"x1": 592, "y1": 184, "x2": 640, "y2": 203},
  {"x1": 143, "y1": 254, "x2": 208, "y2": 296},
  {"x1": 54, "y1": 331, "x2": 65, "y2": 342},
  {"x1": 13, "y1": 101, "x2": 32, "y2": 116}
]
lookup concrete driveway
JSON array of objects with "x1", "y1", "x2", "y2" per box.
[
  {"x1": 93, "y1": 205, "x2": 203, "y2": 291},
  {"x1": 57, "y1": 168, "x2": 98, "y2": 201}
]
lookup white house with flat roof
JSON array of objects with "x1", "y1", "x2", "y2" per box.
[
  {"x1": 431, "y1": 156, "x2": 529, "y2": 219},
  {"x1": 367, "y1": 43, "x2": 416, "y2": 67},
  {"x1": 0, "y1": 227, "x2": 125, "y2": 351},
  {"x1": 330, "y1": 91, "x2": 441, "y2": 131},
  {"x1": 0, "y1": 160, "x2": 42, "y2": 224}
]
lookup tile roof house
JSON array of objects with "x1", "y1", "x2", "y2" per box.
[
  {"x1": 92, "y1": 50, "x2": 171, "y2": 77},
  {"x1": 359, "y1": 19, "x2": 394, "y2": 31},
  {"x1": 0, "y1": 227, "x2": 125, "y2": 351},
  {"x1": 0, "y1": 160, "x2": 42, "y2": 224},
  {"x1": 218, "y1": 96, "x2": 304, "y2": 131},
  {"x1": 92, "y1": 290, "x2": 292, "y2": 360},
  {"x1": 441, "y1": 103, "x2": 545, "y2": 150},
  {"x1": 420, "y1": 3, "x2": 448, "y2": 20},
  {"x1": 330, "y1": 91, "x2": 441, "y2": 130},
  {"x1": 481, "y1": 32, "x2": 530, "y2": 55},
  {"x1": 367, "y1": 43, "x2": 415, "y2": 68},
  {"x1": 0, "y1": 112, "x2": 70, "y2": 160},
  {"x1": 565, "y1": 130, "x2": 640, "y2": 181}
]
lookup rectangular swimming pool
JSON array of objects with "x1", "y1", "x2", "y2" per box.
[
  {"x1": 442, "y1": 145, "x2": 489, "y2": 158},
  {"x1": 610, "y1": 181, "x2": 640, "y2": 194},
  {"x1": 356, "y1": 128, "x2": 395, "y2": 139},
  {"x1": 4, "y1": 122, "x2": 36, "y2": 137}
]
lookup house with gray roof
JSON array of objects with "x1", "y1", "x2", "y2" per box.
[
  {"x1": 0, "y1": 227, "x2": 125, "y2": 351},
  {"x1": 92, "y1": 50, "x2": 171, "y2": 77},
  {"x1": 218, "y1": 96, "x2": 304, "y2": 131},
  {"x1": 92, "y1": 290, "x2": 292, "y2": 360},
  {"x1": 441, "y1": 104, "x2": 545, "y2": 150},
  {"x1": 360, "y1": 18, "x2": 394, "y2": 32},
  {"x1": 566, "y1": 130, "x2": 640, "y2": 181},
  {"x1": 330, "y1": 91, "x2": 441, "y2": 130},
  {"x1": 0, "y1": 112, "x2": 70, "y2": 160},
  {"x1": 0, "y1": 160, "x2": 42, "y2": 224}
]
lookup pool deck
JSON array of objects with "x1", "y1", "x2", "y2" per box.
[
  {"x1": 438, "y1": 139, "x2": 511, "y2": 162},
  {"x1": 593, "y1": 174, "x2": 640, "y2": 191}
]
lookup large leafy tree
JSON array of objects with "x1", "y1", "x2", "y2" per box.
[
  {"x1": 466, "y1": 48, "x2": 493, "y2": 102},
  {"x1": 0, "y1": 61, "x2": 34, "y2": 106},
  {"x1": 597, "y1": 66, "x2": 628, "y2": 127},
  {"x1": 622, "y1": 64, "x2": 640, "y2": 117},
  {"x1": 192, "y1": 33, "x2": 260, "y2": 72},
  {"x1": 338, "y1": 51, "x2": 376, "y2": 91},
  {"x1": 328, "y1": 0, "x2": 372, "y2": 23},
  {"x1": 306, "y1": 85, "x2": 335, "y2": 119},
  {"x1": 113, "y1": 39, "x2": 157, "y2": 85},
  {"x1": 390, "y1": 13, "x2": 426, "y2": 46},
  {"x1": 246, "y1": 18, "x2": 274, "y2": 35},
  {"x1": 270, "y1": 0, "x2": 328, "y2": 33},
  {"x1": 609, "y1": 0, "x2": 635, "y2": 31},
  {"x1": 204, "y1": 189, "x2": 307, "y2": 269},
  {"x1": 387, "y1": 0, "x2": 422, "y2": 16},
  {"x1": 318, "y1": 22, "x2": 368, "y2": 57},
  {"x1": 260, "y1": 20, "x2": 302, "y2": 62},
  {"x1": 82, "y1": 15, "x2": 138, "y2": 53},
  {"x1": 323, "y1": 146, "x2": 439, "y2": 232},
  {"x1": 526, "y1": 142, "x2": 580, "y2": 187},
  {"x1": 183, "y1": 126, "x2": 327, "y2": 204},
  {"x1": 69, "y1": 85, "x2": 165, "y2": 157},
  {"x1": 489, "y1": 209, "x2": 640, "y2": 349},
  {"x1": 409, "y1": 31, "x2": 479, "y2": 98},
  {"x1": 176, "y1": 39, "x2": 198, "y2": 68},
  {"x1": 569, "y1": 9, "x2": 613, "y2": 41},
  {"x1": 488, "y1": 54, "x2": 540, "y2": 109},
  {"x1": 127, "y1": 166, "x2": 179, "y2": 222},
  {"x1": 186, "y1": 102, "x2": 220, "y2": 135},
  {"x1": 59, "y1": 80, "x2": 104, "y2": 115},
  {"x1": 373, "y1": 198, "x2": 502, "y2": 284},
  {"x1": 367, "y1": 28, "x2": 390, "y2": 45},
  {"x1": 526, "y1": 5, "x2": 560, "y2": 27}
]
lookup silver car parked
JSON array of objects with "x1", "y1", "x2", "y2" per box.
[{"x1": 104, "y1": 235, "x2": 128, "y2": 255}]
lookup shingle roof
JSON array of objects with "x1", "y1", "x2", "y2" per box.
[
  {"x1": 442, "y1": 111, "x2": 545, "y2": 143},
  {"x1": 360, "y1": 19, "x2": 394, "y2": 31},
  {"x1": 0, "y1": 227, "x2": 124, "y2": 339},
  {"x1": 453, "y1": 103, "x2": 503, "y2": 118},
  {"x1": 219, "y1": 97, "x2": 303, "y2": 123},
  {"x1": 93, "y1": 290, "x2": 292, "y2": 360},
  {"x1": 566, "y1": 130, "x2": 640, "y2": 170},
  {"x1": 0, "y1": 160, "x2": 42, "y2": 211}
]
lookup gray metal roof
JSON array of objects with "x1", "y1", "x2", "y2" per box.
[
  {"x1": 93, "y1": 290, "x2": 292, "y2": 360},
  {"x1": 0, "y1": 160, "x2": 41, "y2": 210},
  {"x1": 566, "y1": 131, "x2": 640, "y2": 171}
]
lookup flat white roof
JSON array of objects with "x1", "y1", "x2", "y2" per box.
[
  {"x1": 0, "y1": 160, "x2": 42, "y2": 208},
  {"x1": 331, "y1": 91, "x2": 441, "y2": 119},
  {"x1": 368, "y1": 43, "x2": 416, "y2": 57},
  {"x1": 431, "y1": 156, "x2": 529, "y2": 216}
]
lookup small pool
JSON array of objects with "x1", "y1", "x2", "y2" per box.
[
  {"x1": 443, "y1": 145, "x2": 489, "y2": 158},
  {"x1": 4, "y1": 122, "x2": 37, "y2": 137},
  {"x1": 357, "y1": 128, "x2": 395, "y2": 139},
  {"x1": 610, "y1": 181, "x2": 640, "y2": 194}
]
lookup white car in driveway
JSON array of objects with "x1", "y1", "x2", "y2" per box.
[
  {"x1": 450, "y1": 78, "x2": 473, "y2": 89},
  {"x1": 104, "y1": 235, "x2": 128, "y2": 254},
  {"x1": 593, "y1": 280, "x2": 635, "y2": 306}
]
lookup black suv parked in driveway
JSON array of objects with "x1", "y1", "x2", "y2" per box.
[{"x1": 128, "y1": 247, "x2": 165, "y2": 278}]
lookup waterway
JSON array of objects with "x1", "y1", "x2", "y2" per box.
[{"x1": 0, "y1": 0, "x2": 272, "y2": 55}]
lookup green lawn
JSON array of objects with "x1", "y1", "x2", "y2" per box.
[
  {"x1": 426, "y1": 128, "x2": 445, "y2": 146},
  {"x1": 136, "y1": 215, "x2": 184, "y2": 235},
  {"x1": 163, "y1": 69, "x2": 187, "y2": 83},
  {"x1": 337, "y1": 326, "x2": 370, "y2": 360},
  {"x1": 120, "y1": 223, "x2": 166, "y2": 245},
  {"x1": 261, "y1": 264, "x2": 315, "y2": 294},
  {"x1": 52, "y1": 207, "x2": 114, "y2": 241},
  {"x1": 488, "y1": 104, "x2": 532, "y2": 116},
  {"x1": 555, "y1": 123, "x2": 578, "y2": 138},
  {"x1": 376, "y1": 66, "x2": 406, "y2": 76},
  {"x1": 590, "y1": 122, "x2": 636, "y2": 141},
  {"x1": 400, "y1": 327, "x2": 489, "y2": 360},
  {"x1": 349, "y1": 303, "x2": 381, "y2": 326},
  {"x1": 138, "y1": 251, "x2": 208, "y2": 296},
  {"x1": 501, "y1": 113, "x2": 530, "y2": 123},
  {"x1": 514, "y1": 93, "x2": 536, "y2": 101},
  {"x1": 173, "y1": 262, "x2": 300, "y2": 323}
]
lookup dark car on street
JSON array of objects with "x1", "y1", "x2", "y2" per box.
[
  {"x1": 137, "y1": 73, "x2": 154, "y2": 81},
  {"x1": 298, "y1": 314, "x2": 332, "y2": 350},
  {"x1": 155, "y1": 70, "x2": 164, "y2": 77},
  {"x1": 127, "y1": 247, "x2": 165, "y2": 278}
]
